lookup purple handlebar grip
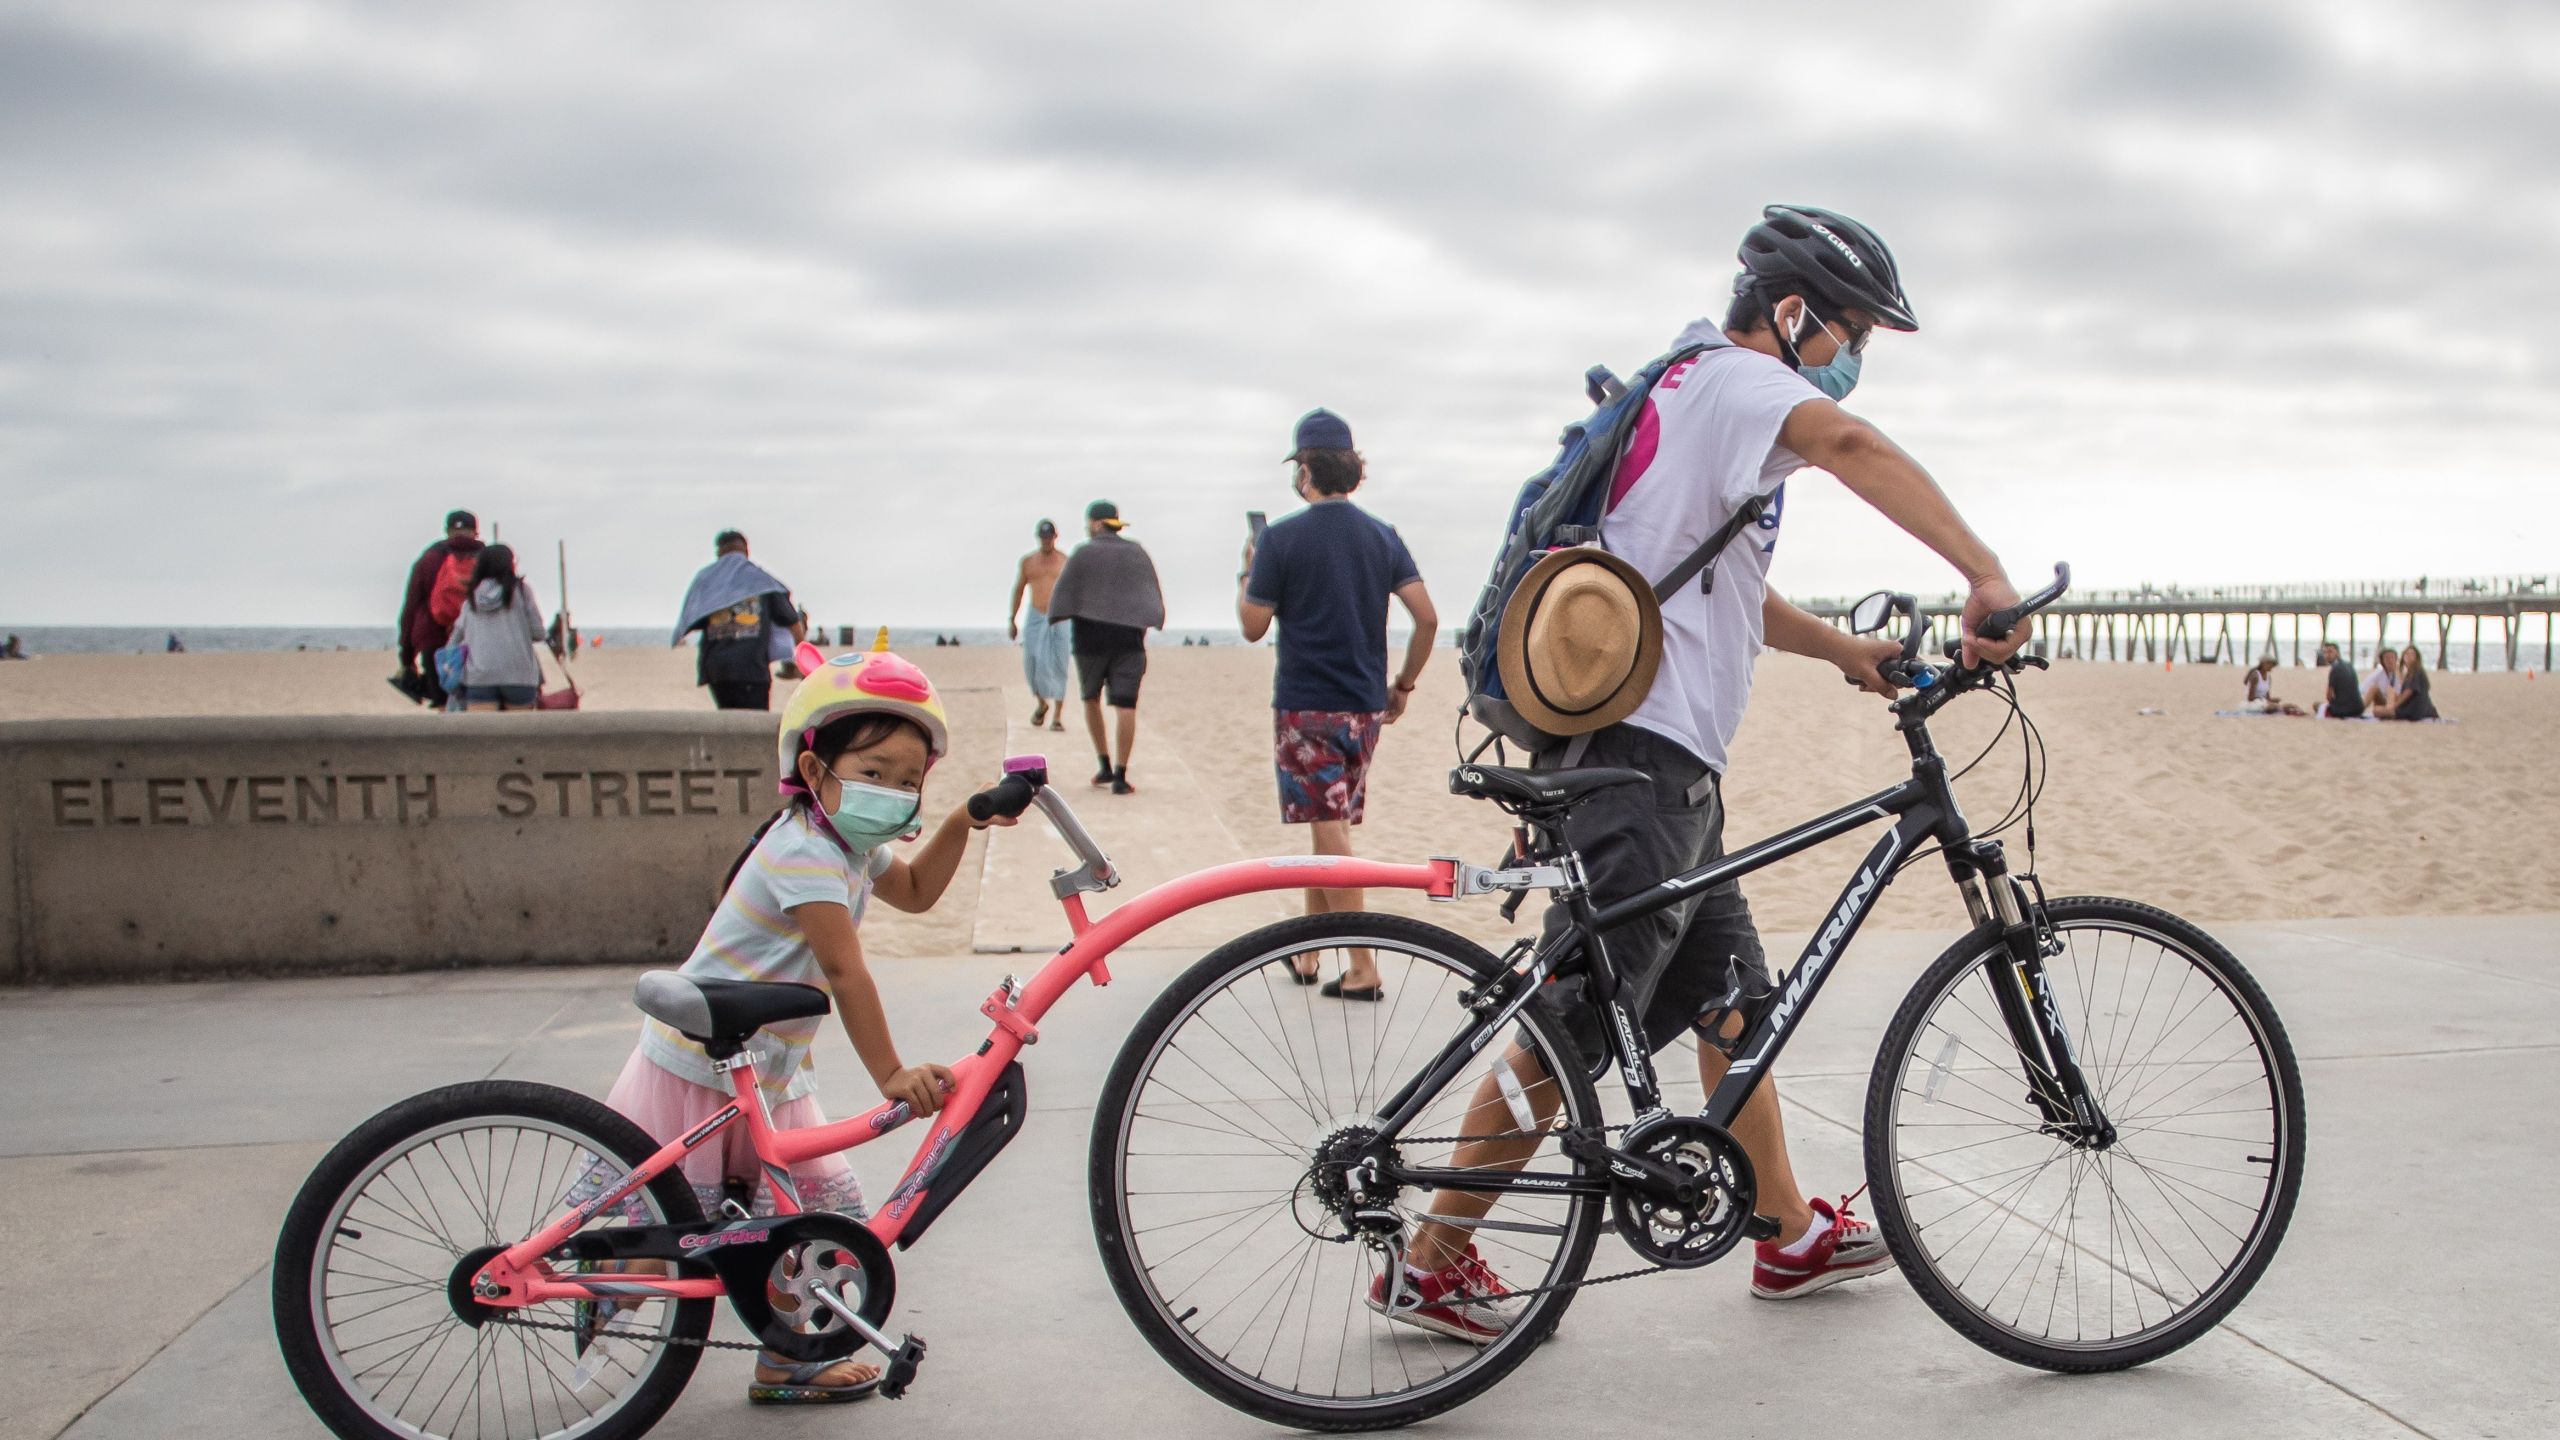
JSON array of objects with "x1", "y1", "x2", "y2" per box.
[{"x1": 1002, "y1": 755, "x2": 1049, "y2": 775}]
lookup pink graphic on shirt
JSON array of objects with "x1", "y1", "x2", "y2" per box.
[{"x1": 1606, "y1": 354, "x2": 1699, "y2": 514}]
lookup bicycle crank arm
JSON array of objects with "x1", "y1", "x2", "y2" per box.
[{"x1": 809, "y1": 1284, "x2": 929, "y2": 1399}]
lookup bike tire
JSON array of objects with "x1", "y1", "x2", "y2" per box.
[
  {"x1": 1864, "y1": 897, "x2": 2305, "y2": 1372},
  {"x1": 273, "y1": 1080, "x2": 715, "y2": 1440},
  {"x1": 1090, "y1": 912, "x2": 1605, "y2": 1432}
]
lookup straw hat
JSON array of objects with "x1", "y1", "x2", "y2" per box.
[{"x1": 1496, "y1": 546, "x2": 1664, "y2": 736}]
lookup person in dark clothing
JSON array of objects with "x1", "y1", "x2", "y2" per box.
[
  {"x1": 1046, "y1": 501, "x2": 1166, "y2": 794},
  {"x1": 2316, "y1": 642, "x2": 2364, "y2": 718},
  {"x1": 1239, "y1": 409, "x2": 1438, "y2": 999},
  {"x1": 396, "y1": 509, "x2": 484, "y2": 708},
  {"x1": 680, "y1": 531, "x2": 806, "y2": 711},
  {"x1": 2389, "y1": 646, "x2": 2438, "y2": 720}
]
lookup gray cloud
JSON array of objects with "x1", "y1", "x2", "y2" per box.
[{"x1": 2, "y1": 0, "x2": 2554, "y2": 633}]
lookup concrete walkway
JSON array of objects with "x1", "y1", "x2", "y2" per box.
[{"x1": 2, "y1": 915, "x2": 2549, "y2": 1440}]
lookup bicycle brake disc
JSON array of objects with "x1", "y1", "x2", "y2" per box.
[{"x1": 1608, "y1": 1118, "x2": 1756, "y2": 1269}]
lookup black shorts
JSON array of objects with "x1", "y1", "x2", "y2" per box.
[
  {"x1": 1523, "y1": 723, "x2": 1772, "y2": 1072},
  {"x1": 708, "y1": 679, "x2": 772, "y2": 711},
  {"x1": 1077, "y1": 648, "x2": 1147, "y2": 708}
]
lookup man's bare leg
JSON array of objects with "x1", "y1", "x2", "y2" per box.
[
  {"x1": 1307, "y1": 818, "x2": 1378, "y2": 988},
  {"x1": 1083, "y1": 696, "x2": 1109, "y2": 771},
  {"x1": 1112, "y1": 705, "x2": 1137, "y2": 774},
  {"x1": 1404, "y1": 1044, "x2": 1563, "y2": 1273},
  {"x1": 1697, "y1": 1016, "x2": 1816, "y2": 1243}
]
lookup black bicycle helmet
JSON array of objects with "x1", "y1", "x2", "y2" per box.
[{"x1": 1736, "y1": 204, "x2": 1917, "y2": 332}]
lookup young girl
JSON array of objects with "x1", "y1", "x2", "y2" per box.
[
  {"x1": 445, "y1": 543, "x2": 552, "y2": 710},
  {"x1": 599, "y1": 647, "x2": 1010, "y2": 1404}
]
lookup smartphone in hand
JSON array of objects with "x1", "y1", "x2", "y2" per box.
[{"x1": 1246, "y1": 510, "x2": 1268, "y2": 544}]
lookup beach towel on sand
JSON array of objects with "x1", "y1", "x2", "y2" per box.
[
  {"x1": 673, "y1": 553, "x2": 798, "y2": 664},
  {"x1": 1046, "y1": 531, "x2": 1166, "y2": 632}
]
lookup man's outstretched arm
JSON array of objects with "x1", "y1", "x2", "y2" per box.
[{"x1": 1779, "y1": 399, "x2": 2025, "y2": 666}]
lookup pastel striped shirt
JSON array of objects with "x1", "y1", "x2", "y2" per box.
[{"x1": 638, "y1": 807, "x2": 892, "y2": 1101}]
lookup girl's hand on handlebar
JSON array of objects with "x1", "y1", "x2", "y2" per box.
[
  {"x1": 1960, "y1": 574, "x2": 2028, "y2": 670},
  {"x1": 880, "y1": 1063, "x2": 955, "y2": 1118},
  {"x1": 964, "y1": 780, "x2": 1022, "y2": 831},
  {"x1": 1837, "y1": 635, "x2": 1903, "y2": 697}
]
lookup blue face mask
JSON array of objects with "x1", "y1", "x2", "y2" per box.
[
  {"x1": 1798, "y1": 347, "x2": 1861, "y2": 400},
  {"x1": 821, "y1": 776, "x2": 922, "y2": 852}
]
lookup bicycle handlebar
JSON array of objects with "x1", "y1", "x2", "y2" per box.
[
  {"x1": 1972, "y1": 562, "x2": 2071, "y2": 642},
  {"x1": 969, "y1": 769, "x2": 1043, "y2": 823}
]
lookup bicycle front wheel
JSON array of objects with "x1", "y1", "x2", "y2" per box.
[
  {"x1": 1865, "y1": 896, "x2": 2304, "y2": 1371},
  {"x1": 1091, "y1": 912, "x2": 1606, "y2": 1432},
  {"x1": 272, "y1": 1080, "x2": 714, "y2": 1440}
]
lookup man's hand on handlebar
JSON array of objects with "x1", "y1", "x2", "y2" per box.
[
  {"x1": 1836, "y1": 634, "x2": 1903, "y2": 697},
  {"x1": 1960, "y1": 574, "x2": 2029, "y2": 670}
]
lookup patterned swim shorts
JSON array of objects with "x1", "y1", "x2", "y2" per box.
[{"x1": 1274, "y1": 709, "x2": 1386, "y2": 824}]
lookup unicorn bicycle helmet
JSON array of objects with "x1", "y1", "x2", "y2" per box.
[{"x1": 775, "y1": 648, "x2": 951, "y2": 785}]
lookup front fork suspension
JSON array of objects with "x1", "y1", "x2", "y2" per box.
[{"x1": 1966, "y1": 857, "x2": 2115, "y2": 1148}]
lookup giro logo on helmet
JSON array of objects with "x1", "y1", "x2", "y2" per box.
[{"x1": 1810, "y1": 223, "x2": 1865, "y2": 268}]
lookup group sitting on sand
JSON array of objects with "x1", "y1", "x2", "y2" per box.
[{"x1": 2242, "y1": 643, "x2": 2439, "y2": 720}]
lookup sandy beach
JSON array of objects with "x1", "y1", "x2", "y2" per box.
[{"x1": 7, "y1": 642, "x2": 2554, "y2": 957}]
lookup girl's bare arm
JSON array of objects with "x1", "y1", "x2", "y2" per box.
[
  {"x1": 872, "y1": 791, "x2": 1012, "y2": 913},
  {"x1": 793, "y1": 899, "x2": 949, "y2": 1115}
]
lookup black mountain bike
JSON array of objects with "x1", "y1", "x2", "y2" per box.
[{"x1": 1090, "y1": 565, "x2": 2304, "y2": 1430}]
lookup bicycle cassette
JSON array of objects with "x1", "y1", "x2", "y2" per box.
[{"x1": 1608, "y1": 1118, "x2": 1757, "y2": 1269}]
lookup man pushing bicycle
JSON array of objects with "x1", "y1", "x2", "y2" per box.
[{"x1": 1387, "y1": 205, "x2": 2030, "y2": 1339}]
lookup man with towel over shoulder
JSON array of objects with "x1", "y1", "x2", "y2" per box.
[
  {"x1": 1046, "y1": 500, "x2": 1165, "y2": 795},
  {"x1": 673, "y1": 530, "x2": 807, "y2": 711}
]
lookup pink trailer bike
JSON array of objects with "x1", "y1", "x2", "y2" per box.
[
  {"x1": 278, "y1": 579, "x2": 2302, "y2": 1437},
  {"x1": 271, "y1": 757, "x2": 1468, "y2": 1440}
]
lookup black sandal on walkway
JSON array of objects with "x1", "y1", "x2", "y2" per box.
[{"x1": 1320, "y1": 977, "x2": 1385, "y2": 1003}]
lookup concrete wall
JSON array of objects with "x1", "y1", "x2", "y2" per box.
[{"x1": 1, "y1": 712, "x2": 780, "y2": 982}]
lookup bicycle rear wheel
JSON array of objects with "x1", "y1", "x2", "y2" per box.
[
  {"x1": 1865, "y1": 896, "x2": 2304, "y2": 1371},
  {"x1": 273, "y1": 1080, "x2": 713, "y2": 1440},
  {"x1": 1091, "y1": 912, "x2": 1606, "y2": 1432}
]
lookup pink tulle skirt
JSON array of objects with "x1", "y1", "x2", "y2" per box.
[{"x1": 604, "y1": 1048, "x2": 866, "y2": 1218}]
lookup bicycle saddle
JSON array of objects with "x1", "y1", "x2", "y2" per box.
[
  {"x1": 635, "y1": 971, "x2": 831, "y2": 1047},
  {"x1": 1448, "y1": 763, "x2": 1649, "y2": 811}
]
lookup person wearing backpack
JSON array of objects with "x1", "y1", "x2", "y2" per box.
[
  {"x1": 396, "y1": 509, "x2": 483, "y2": 708},
  {"x1": 1381, "y1": 206, "x2": 2031, "y2": 1343}
]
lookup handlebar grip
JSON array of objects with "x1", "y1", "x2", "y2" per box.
[
  {"x1": 968, "y1": 773, "x2": 1040, "y2": 824},
  {"x1": 1975, "y1": 562, "x2": 2073, "y2": 641}
]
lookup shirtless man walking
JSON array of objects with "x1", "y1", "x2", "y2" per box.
[{"x1": 1008, "y1": 519, "x2": 1071, "y2": 731}]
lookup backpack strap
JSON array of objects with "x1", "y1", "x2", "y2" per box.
[{"x1": 1649, "y1": 493, "x2": 1768, "y2": 601}]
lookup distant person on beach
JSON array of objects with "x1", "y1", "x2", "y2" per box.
[
  {"x1": 1046, "y1": 500, "x2": 1164, "y2": 795},
  {"x1": 2315, "y1": 642, "x2": 2364, "y2": 718},
  {"x1": 2386, "y1": 646, "x2": 2438, "y2": 721},
  {"x1": 2242, "y1": 658, "x2": 2306, "y2": 715},
  {"x1": 1239, "y1": 408, "x2": 1439, "y2": 1001},
  {"x1": 674, "y1": 531, "x2": 806, "y2": 712},
  {"x1": 396, "y1": 509, "x2": 484, "y2": 708},
  {"x1": 0, "y1": 635, "x2": 23, "y2": 660},
  {"x1": 1007, "y1": 519, "x2": 1071, "y2": 732},
  {"x1": 165, "y1": 632, "x2": 186, "y2": 653},
  {"x1": 2361, "y1": 648, "x2": 2402, "y2": 715},
  {"x1": 445, "y1": 544, "x2": 555, "y2": 710}
]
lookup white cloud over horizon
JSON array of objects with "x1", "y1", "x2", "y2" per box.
[{"x1": 3, "y1": 0, "x2": 2553, "y2": 629}]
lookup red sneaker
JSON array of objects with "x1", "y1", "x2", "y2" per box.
[
  {"x1": 1752, "y1": 1193, "x2": 1896, "y2": 1299},
  {"x1": 1366, "y1": 1244, "x2": 1518, "y2": 1344}
]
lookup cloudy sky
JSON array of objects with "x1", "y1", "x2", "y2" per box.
[{"x1": 4, "y1": 0, "x2": 2553, "y2": 629}]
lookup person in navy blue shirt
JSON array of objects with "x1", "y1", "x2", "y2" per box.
[{"x1": 1239, "y1": 408, "x2": 1439, "y2": 1000}]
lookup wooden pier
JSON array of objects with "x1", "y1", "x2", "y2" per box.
[{"x1": 1801, "y1": 575, "x2": 2560, "y2": 671}]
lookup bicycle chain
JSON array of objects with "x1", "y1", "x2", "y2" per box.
[
  {"x1": 481, "y1": 1313, "x2": 767, "y2": 1352},
  {"x1": 1372, "y1": 1121, "x2": 1678, "y2": 1300}
]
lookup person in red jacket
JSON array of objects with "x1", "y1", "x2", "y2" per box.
[{"x1": 395, "y1": 510, "x2": 484, "y2": 707}]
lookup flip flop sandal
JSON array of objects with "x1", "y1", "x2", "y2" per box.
[
  {"x1": 748, "y1": 1357, "x2": 881, "y2": 1405},
  {"x1": 1321, "y1": 977, "x2": 1386, "y2": 1003},
  {"x1": 1286, "y1": 961, "x2": 1321, "y2": 986}
]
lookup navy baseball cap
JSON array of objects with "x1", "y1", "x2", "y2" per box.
[
  {"x1": 445, "y1": 509, "x2": 478, "y2": 532},
  {"x1": 1035, "y1": 518, "x2": 1057, "y2": 539},
  {"x1": 1286, "y1": 408, "x2": 1354, "y2": 458}
]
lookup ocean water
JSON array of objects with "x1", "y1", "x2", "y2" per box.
[
  {"x1": 0, "y1": 624, "x2": 1248, "y2": 656},
  {"x1": 1, "y1": 624, "x2": 2543, "y2": 670}
]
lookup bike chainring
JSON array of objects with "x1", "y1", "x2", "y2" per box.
[
  {"x1": 707, "y1": 1212, "x2": 897, "y2": 1363},
  {"x1": 1608, "y1": 1118, "x2": 1757, "y2": 1269}
]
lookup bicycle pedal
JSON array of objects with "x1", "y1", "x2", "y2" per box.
[
  {"x1": 1744, "y1": 1214, "x2": 1782, "y2": 1242},
  {"x1": 879, "y1": 1335, "x2": 927, "y2": 1400}
]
